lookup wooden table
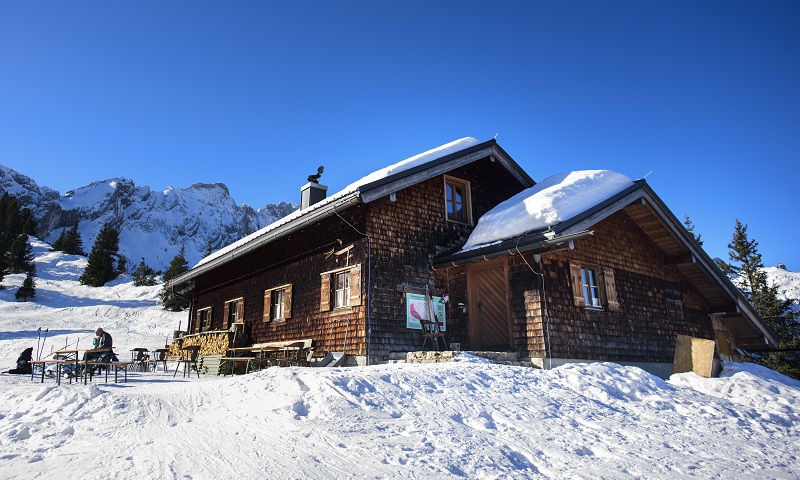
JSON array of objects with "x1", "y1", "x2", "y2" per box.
[{"x1": 221, "y1": 347, "x2": 261, "y2": 375}]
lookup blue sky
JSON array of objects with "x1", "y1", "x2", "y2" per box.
[{"x1": 1, "y1": 1, "x2": 798, "y2": 269}]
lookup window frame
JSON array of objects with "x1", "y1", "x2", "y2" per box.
[
  {"x1": 581, "y1": 266, "x2": 602, "y2": 309},
  {"x1": 444, "y1": 175, "x2": 472, "y2": 225},
  {"x1": 263, "y1": 284, "x2": 292, "y2": 323},
  {"x1": 320, "y1": 264, "x2": 362, "y2": 313},
  {"x1": 197, "y1": 307, "x2": 212, "y2": 332},
  {"x1": 224, "y1": 297, "x2": 244, "y2": 328},
  {"x1": 335, "y1": 270, "x2": 351, "y2": 308},
  {"x1": 569, "y1": 262, "x2": 620, "y2": 312}
]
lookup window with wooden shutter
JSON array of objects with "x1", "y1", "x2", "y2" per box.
[
  {"x1": 349, "y1": 264, "x2": 362, "y2": 306},
  {"x1": 603, "y1": 267, "x2": 620, "y2": 312},
  {"x1": 197, "y1": 307, "x2": 212, "y2": 332},
  {"x1": 320, "y1": 264, "x2": 361, "y2": 311},
  {"x1": 284, "y1": 284, "x2": 293, "y2": 318},
  {"x1": 263, "y1": 290, "x2": 271, "y2": 323},
  {"x1": 237, "y1": 300, "x2": 244, "y2": 323},
  {"x1": 264, "y1": 284, "x2": 293, "y2": 322},
  {"x1": 320, "y1": 273, "x2": 331, "y2": 311},
  {"x1": 194, "y1": 309, "x2": 201, "y2": 333},
  {"x1": 224, "y1": 298, "x2": 244, "y2": 328},
  {"x1": 570, "y1": 263, "x2": 586, "y2": 308},
  {"x1": 570, "y1": 261, "x2": 620, "y2": 312}
]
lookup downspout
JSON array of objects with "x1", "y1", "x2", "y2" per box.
[{"x1": 334, "y1": 210, "x2": 372, "y2": 366}]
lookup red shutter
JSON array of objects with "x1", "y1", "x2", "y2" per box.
[
  {"x1": 237, "y1": 300, "x2": 244, "y2": 323},
  {"x1": 223, "y1": 302, "x2": 230, "y2": 329},
  {"x1": 320, "y1": 274, "x2": 331, "y2": 311},
  {"x1": 570, "y1": 263, "x2": 586, "y2": 308},
  {"x1": 603, "y1": 267, "x2": 620, "y2": 312},
  {"x1": 284, "y1": 285, "x2": 293, "y2": 319},
  {"x1": 194, "y1": 310, "x2": 200, "y2": 333},
  {"x1": 349, "y1": 265, "x2": 362, "y2": 306}
]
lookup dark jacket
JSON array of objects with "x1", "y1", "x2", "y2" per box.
[{"x1": 94, "y1": 332, "x2": 113, "y2": 349}]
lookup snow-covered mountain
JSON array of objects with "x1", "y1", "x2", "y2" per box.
[{"x1": 0, "y1": 164, "x2": 297, "y2": 270}]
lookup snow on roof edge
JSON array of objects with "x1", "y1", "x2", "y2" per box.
[
  {"x1": 192, "y1": 137, "x2": 481, "y2": 270},
  {"x1": 460, "y1": 170, "x2": 634, "y2": 252}
]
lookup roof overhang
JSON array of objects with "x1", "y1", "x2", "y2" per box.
[
  {"x1": 169, "y1": 138, "x2": 533, "y2": 289},
  {"x1": 359, "y1": 139, "x2": 534, "y2": 204},
  {"x1": 169, "y1": 191, "x2": 361, "y2": 287},
  {"x1": 434, "y1": 179, "x2": 779, "y2": 349}
]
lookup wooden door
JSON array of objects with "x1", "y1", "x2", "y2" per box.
[{"x1": 467, "y1": 259, "x2": 512, "y2": 351}]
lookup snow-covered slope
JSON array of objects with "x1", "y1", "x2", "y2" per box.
[
  {"x1": 0, "y1": 240, "x2": 798, "y2": 479},
  {"x1": 765, "y1": 266, "x2": 800, "y2": 310},
  {"x1": 0, "y1": 165, "x2": 297, "y2": 270}
]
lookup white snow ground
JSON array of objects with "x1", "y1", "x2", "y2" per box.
[{"x1": 0, "y1": 240, "x2": 799, "y2": 479}]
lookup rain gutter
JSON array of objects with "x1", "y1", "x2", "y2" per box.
[{"x1": 432, "y1": 230, "x2": 594, "y2": 268}]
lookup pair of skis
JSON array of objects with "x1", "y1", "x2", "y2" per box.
[{"x1": 35, "y1": 327, "x2": 49, "y2": 360}]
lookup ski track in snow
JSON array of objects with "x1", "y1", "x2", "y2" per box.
[
  {"x1": 2, "y1": 360, "x2": 798, "y2": 479},
  {"x1": 0, "y1": 240, "x2": 799, "y2": 479}
]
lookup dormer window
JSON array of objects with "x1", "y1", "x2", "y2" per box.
[{"x1": 444, "y1": 176, "x2": 472, "y2": 224}]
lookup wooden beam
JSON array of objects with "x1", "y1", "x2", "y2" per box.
[
  {"x1": 665, "y1": 253, "x2": 694, "y2": 266},
  {"x1": 708, "y1": 305, "x2": 738, "y2": 316}
]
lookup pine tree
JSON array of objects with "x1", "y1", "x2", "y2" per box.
[
  {"x1": 63, "y1": 221, "x2": 85, "y2": 255},
  {"x1": 7, "y1": 235, "x2": 35, "y2": 274},
  {"x1": 683, "y1": 215, "x2": 703, "y2": 246},
  {"x1": 133, "y1": 258, "x2": 158, "y2": 286},
  {"x1": 52, "y1": 228, "x2": 67, "y2": 251},
  {"x1": 203, "y1": 240, "x2": 214, "y2": 258},
  {"x1": 15, "y1": 270, "x2": 36, "y2": 301},
  {"x1": 160, "y1": 245, "x2": 190, "y2": 310},
  {"x1": 79, "y1": 223, "x2": 121, "y2": 287},
  {"x1": 727, "y1": 219, "x2": 800, "y2": 379}
]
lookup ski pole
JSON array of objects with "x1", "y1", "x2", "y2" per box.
[
  {"x1": 38, "y1": 328, "x2": 49, "y2": 360},
  {"x1": 36, "y1": 327, "x2": 42, "y2": 360}
]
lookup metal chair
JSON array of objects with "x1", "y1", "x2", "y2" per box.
[{"x1": 173, "y1": 345, "x2": 201, "y2": 378}]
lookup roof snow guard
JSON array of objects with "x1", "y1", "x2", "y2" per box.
[{"x1": 169, "y1": 137, "x2": 532, "y2": 288}]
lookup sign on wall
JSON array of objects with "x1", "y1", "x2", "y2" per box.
[{"x1": 406, "y1": 293, "x2": 447, "y2": 331}]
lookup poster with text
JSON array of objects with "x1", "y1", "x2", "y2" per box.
[{"x1": 406, "y1": 293, "x2": 447, "y2": 331}]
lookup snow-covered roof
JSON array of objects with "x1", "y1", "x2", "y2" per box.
[
  {"x1": 190, "y1": 137, "x2": 482, "y2": 271},
  {"x1": 461, "y1": 170, "x2": 634, "y2": 252}
]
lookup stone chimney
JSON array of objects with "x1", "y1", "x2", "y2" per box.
[{"x1": 301, "y1": 182, "x2": 328, "y2": 210}]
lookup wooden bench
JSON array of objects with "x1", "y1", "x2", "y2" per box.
[
  {"x1": 250, "y1": 339, "x2": 315, "y2": 367},
  {"x1": 219, "y1": 355, "x2": 258, "y2": 375},
  {"x1": 30, "y1": 359, "x2": 78, "y2": 385},
  {"x1": 83, "y1": 361, "x2": 133, "y2": 384}
]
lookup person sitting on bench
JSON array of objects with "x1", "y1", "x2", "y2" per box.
[{"x1": 85, "y1": 328, "x2": 112, "y2": 359}]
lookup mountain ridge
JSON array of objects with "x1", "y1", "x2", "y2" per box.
[{"x1": 0, "y1": 164, "x2": 298, "y2": 270}]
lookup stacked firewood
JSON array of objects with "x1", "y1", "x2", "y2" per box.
[{"x1": 168, "y1": 331, "x2": 233, "y2": 356}]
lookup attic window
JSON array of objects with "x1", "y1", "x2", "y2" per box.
[
  {"x1": 569, "y1": 262, "x2": 620, "y2": 312},
  {"x1": 444, "y1": 176, "x2": 472, "y2": 225}
]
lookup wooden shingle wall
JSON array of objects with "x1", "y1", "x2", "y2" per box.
[
  {"x1": 365, "y1": 157, "x2": 526, "y2": 359},
  {"x1": 528, "y1": 210, "x2": 714, "y2": 363},
  {"x1": 191, "y1": 206, "x2": 368, "y2": 357}
]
